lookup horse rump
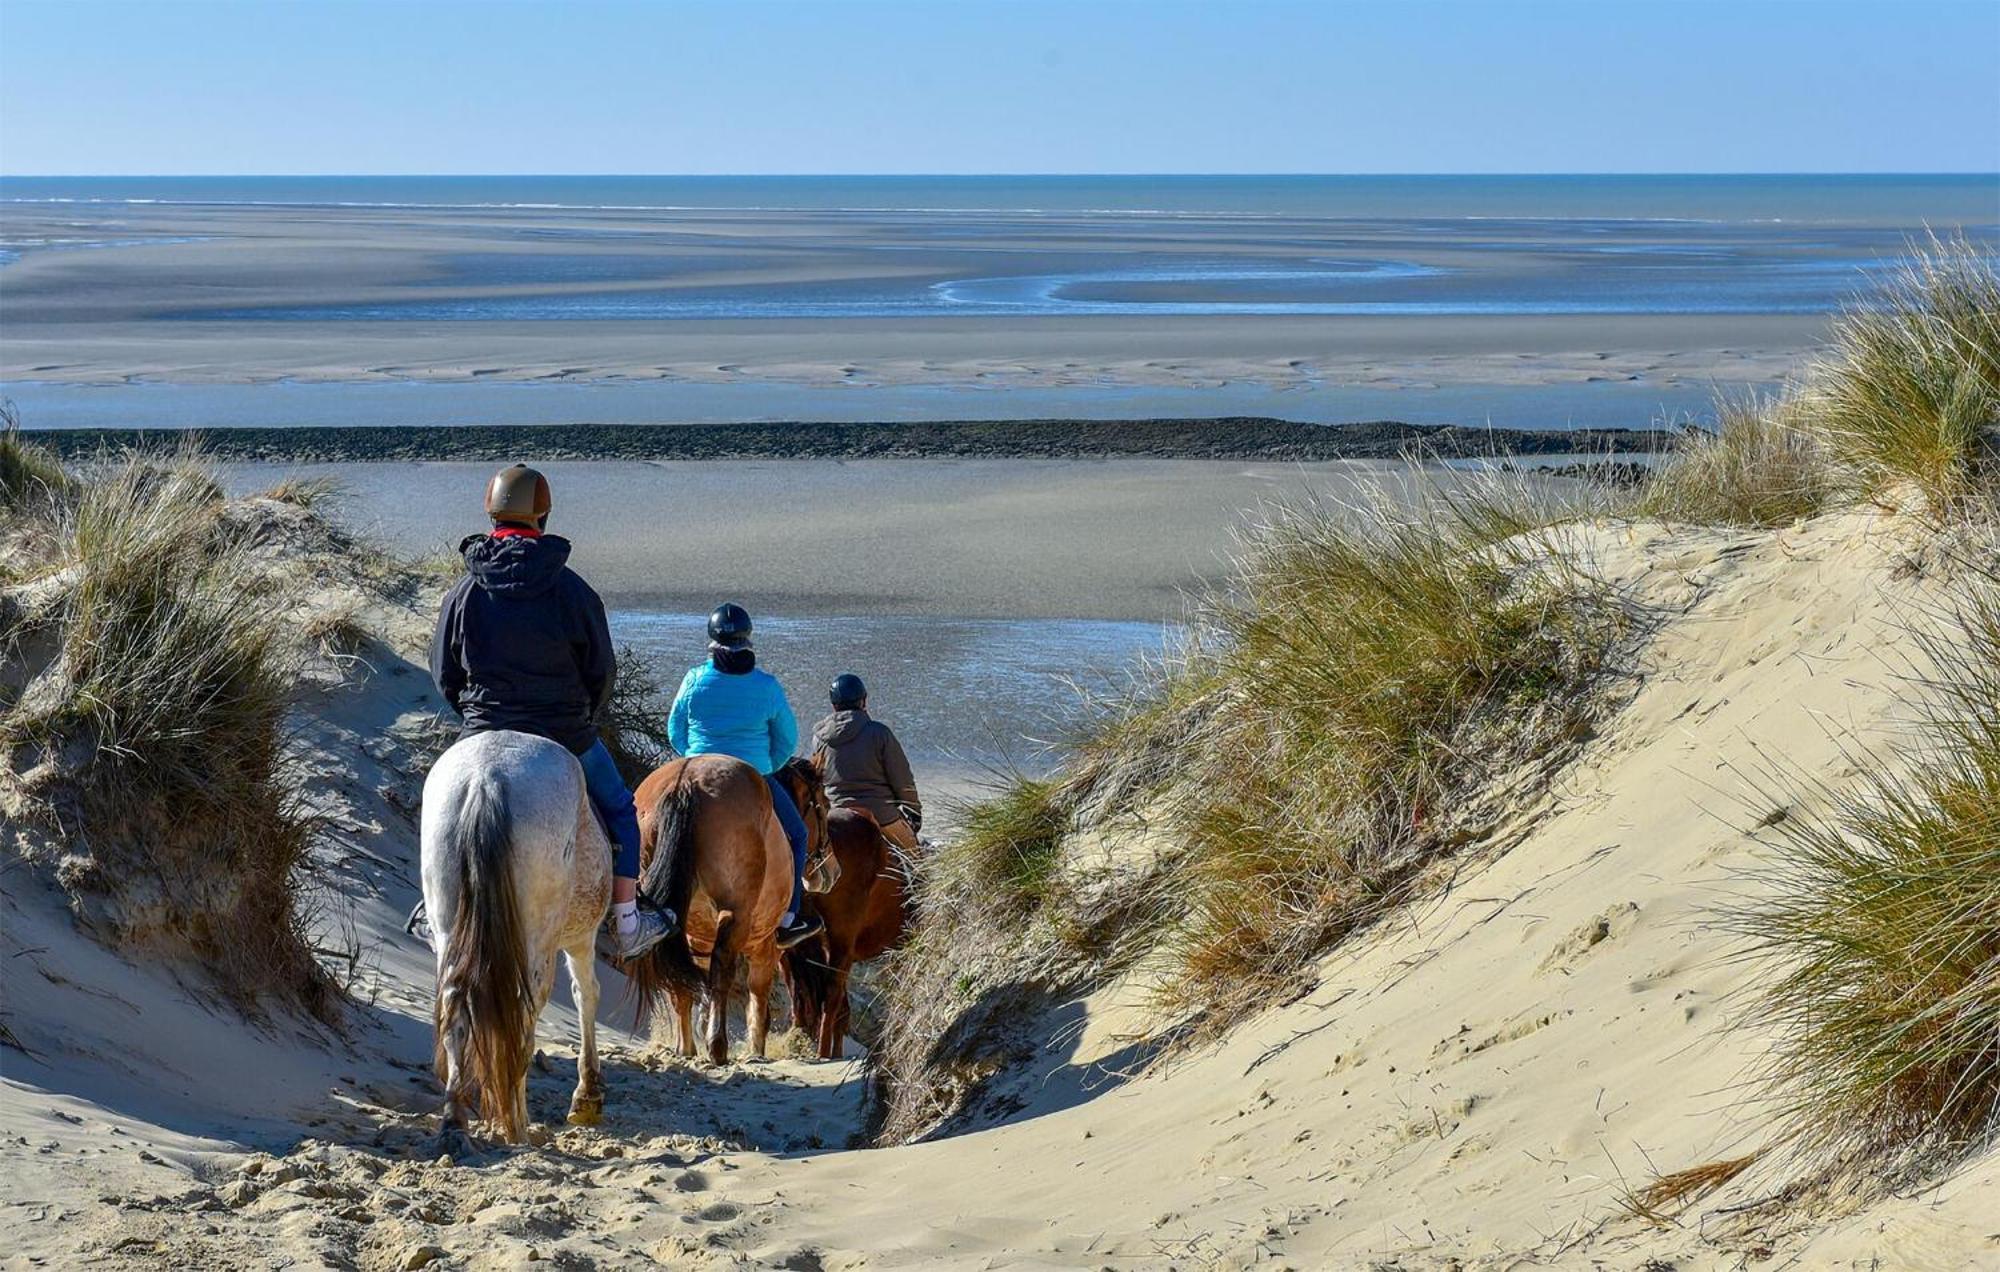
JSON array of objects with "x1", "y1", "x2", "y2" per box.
[{"x1": 433, "y1": 772, "x2": 537, "y2": 1142}]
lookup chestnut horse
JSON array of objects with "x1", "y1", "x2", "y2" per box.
[
  {"x1": 777, "y1": 761, "x2": 916, "y2": 1059},
  {"x1": 629, "y1": 754, "x2": 833, "y2": 1063}
]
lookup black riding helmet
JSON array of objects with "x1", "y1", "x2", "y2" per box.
[
  {"x1": 707, "y1": 603, "x2": 753, "y2": 649},
  {"x1": 830, "y1": 673, "x2": 867, "y2": 708}
]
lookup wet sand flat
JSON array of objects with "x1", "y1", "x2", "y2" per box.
[
  {"x1": 1, "y1": 200, "x2": 1834, "y2": 397},
  {"x1": 219, "y1": 457, "x2": 1446, "y2": 620}
]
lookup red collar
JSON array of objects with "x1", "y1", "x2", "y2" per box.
[{"x1": 490, "y1": 526, "x2": 542, "y2": 540}]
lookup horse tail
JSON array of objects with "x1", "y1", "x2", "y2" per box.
[
  {"x1": 632, "y1": 778, "x2": 703, "y2": 1003},
  {"x1": 433, "y1": 772, "x2": 536, "y2": 1142}
]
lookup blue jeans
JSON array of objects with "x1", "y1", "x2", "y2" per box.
[
  {"x1": 577, "y1": 740, "x2": 642, "y2": 879},
  {"x1": 764, "y1": 773, "x2": 808, "y2": 919}
]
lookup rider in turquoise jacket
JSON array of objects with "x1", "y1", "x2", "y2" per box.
[
  {"x1": 667, "y1": 604, "x2": 822, "y2": 949},
  {"x1": 669, "y1": 658, "x2": 798, "y2": 772}
]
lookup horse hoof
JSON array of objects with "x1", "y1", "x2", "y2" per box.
[
  {"x1": 567, "y1": 1099, "x2": 603, "y2": 1127},
  {"x1": 433, "y1": 1126, "x2": 476, "y2": 1161}
]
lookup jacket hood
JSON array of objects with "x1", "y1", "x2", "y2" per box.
[
  {"x1": 460, "y1": 532, "x2": 573, "y2": 599},
  {"x1": 813, "y1": 708, "x2": 870, "y2": 748}
]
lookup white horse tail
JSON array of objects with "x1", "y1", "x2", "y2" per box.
[{"x1": 433, "y1": 769, "x2": 536, "y2": 1142}]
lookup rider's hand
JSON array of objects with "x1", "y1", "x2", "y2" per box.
[{"x1": 899, "y1": 804, "x2": 923, "y2": 834}]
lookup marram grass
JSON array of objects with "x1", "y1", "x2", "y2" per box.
[
  {"x1": 0, "y1": 411, "x2": 70, "y2": 511},
  {"x1": 870, "y1": 469, "x2": 1625, "y2": 1139},
  {"x1": 1806, "y1": 235, "x2": 1999, "y2": 520},
  {"x1": 1637, "y1": 394, "x2": 1832, "y2": 528},
  {"x1": 1638, "y1": 235, "x2": 1996, "y2": 530},
  {"x1": 1736, "y1": 565, "x2": 2000, "y2": 1184},
  {"x1": 1, "y1": 448, "x2": 334, "y2": 1017}
]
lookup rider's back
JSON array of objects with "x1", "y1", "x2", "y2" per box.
[
  {"x1": 431, "y1": 532, "x2": 612, "y2": 755},
  {"x1": 670, "y1": 662, "x2": 795, "y2": 775}
]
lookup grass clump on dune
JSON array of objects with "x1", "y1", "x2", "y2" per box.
[
  {"x1": 1637, "y1": 396, "x2": 1832, "y2": 528},
  {"x1": 1736, "y1": 562, "x2": 2000, "y2": 1185},
  {"x1": 1140, "y1": 484, "x2": 1621, "y2": 1033},
  {"x1": 939, "y1": 776, "x2": 1072, "y2": 910},
  {"x1": 0, "y1": 409, "x2": 70, "y2": 512},
  {"x1": 0, "y1": 448, "x2": 336, "y2": 1018},
  {"x1": 1806, "y1": 236, "x2": 2000, "y2": 520},
  {"x1": 1639, "y1": 237, "x2": 1997, "y2": 529},
  {"x1": 262, "y1": 473, "x2": 345, "y2": 510},
  {"x1": 871, "y1": 474, "x2": 1624, "y2": 1139}
]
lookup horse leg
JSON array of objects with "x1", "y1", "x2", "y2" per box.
[
  {"x1": 781, "y1": 955, "x2": 818, "y2": 1046},
  {"x1": 434, "y1": 981, "x2": 478, "y2": 1152},
  {"x1": 563, "y1": 944, "x2": 604, "y2": 1126},
  {"x1": 667, "y1": 986, "x2": 696, "y2": 1058},
  {"x1": 826, "y1": 963, "x2": 853, "y2": 1061},
  {"x1": 704, "y1": 937, "x2": 738, "y2": 1066},
  {"x1": 512, "y1": 956, "x2": 558, "y2": 1140},
  {"x1": 745, "y1": 944, "x2": 777, "y2": 1060}
]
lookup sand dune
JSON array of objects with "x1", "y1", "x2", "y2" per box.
[{"x1": 5, "y1": 499, "x2": 1994, "y2": 1269}]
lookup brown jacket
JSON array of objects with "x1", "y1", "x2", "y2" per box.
[{"x1": 810, "y1": 708, "x2": 920, "y2": 829}]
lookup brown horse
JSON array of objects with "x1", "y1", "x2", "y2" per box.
[
  {"x1": 630, "y1": 754, "x2": 833, "y2": 1064},
  {"x1": 777, "y1": 761, "x2": 916, "y2": 1060}
]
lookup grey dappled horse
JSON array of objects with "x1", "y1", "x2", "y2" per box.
[{"x1": 420, "y1": 731, "x2": 611, "y2": 1144}]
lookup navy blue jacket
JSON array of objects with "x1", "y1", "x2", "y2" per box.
[{"x1": 429, "y1": 532, "x2": 614, "y2": 755}]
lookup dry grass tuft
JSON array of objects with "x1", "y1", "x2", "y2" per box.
[
  {"x1": 0, "y1": 406, "x2": 70, "y2": 512},
  {"x1": 0, "y1": 447, "x2": 338, "y2": 1019},
  {"x1": 1623, "y1": 1154, "x2": 1760, "y2": 1224},
  {"x1": 1637, "y1": 396, "x2": 1832, "y2": 527},
  {"x1": 262, "y1": 473, "x2": 345, "y2": 510},
  {"x1": 300, "y1": 599, "x2": 372, "y2": 656},
  {"x1": 1734, "y1": 551, "x2": 2000, "y2": 1187},
  {"x1": 1805, "y1": 235, "x2": 1999, "y2": 521}
]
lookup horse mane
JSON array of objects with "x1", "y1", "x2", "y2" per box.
[{"x1": 777, "y1": 755, "x2": 826, "y2": 805}]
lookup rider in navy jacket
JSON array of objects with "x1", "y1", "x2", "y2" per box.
[{"x1": 428, "y1": 464, "x2": 671, "y2": 959}]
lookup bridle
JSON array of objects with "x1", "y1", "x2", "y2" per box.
[{"x1": 786, "y1": 757, "x2": 841, "y2": 894}]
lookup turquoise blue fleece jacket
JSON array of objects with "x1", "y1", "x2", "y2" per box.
[{"x1": 668, "y1": 662, "x2": 799, "y2": 775}]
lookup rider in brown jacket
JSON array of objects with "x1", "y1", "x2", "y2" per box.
[{"x1": 809, "y1": 674, "x2": 922, "y2": 850}]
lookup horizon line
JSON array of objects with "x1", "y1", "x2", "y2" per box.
[{"x1": 5, "y1": 170, "x2": 1998, "y2": 180}]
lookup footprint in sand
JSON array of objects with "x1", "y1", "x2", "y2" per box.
[{"x1": 1536, "y1": 902, "x2": 1640, "y2": 975}]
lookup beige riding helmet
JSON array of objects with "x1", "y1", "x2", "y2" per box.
[{"x1": 485, "y1": 463, "x2": 552, "y2": 528}]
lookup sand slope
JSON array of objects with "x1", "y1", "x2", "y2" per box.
[{"x1": 4, "y1": 507, "x2": 1996, "y2": 1270}]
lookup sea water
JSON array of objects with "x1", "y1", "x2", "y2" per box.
[{"x1": 612, "y1": 611, "x2": 1170, "y2": 790}]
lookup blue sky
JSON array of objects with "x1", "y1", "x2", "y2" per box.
[{"x1": 2, "y1": 0, "x2": 1995, "y2": 175}]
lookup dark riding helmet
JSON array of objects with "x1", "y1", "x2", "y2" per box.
[
  {"x1": 830, "y1": 673, "x2": 867, "y2": 708},
  {"x1": 485, "y1": 463, "x2": 552, "y2": 530},
  {"x1": 707, "y1": 603, "x2": 753, "y2": 649}
]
